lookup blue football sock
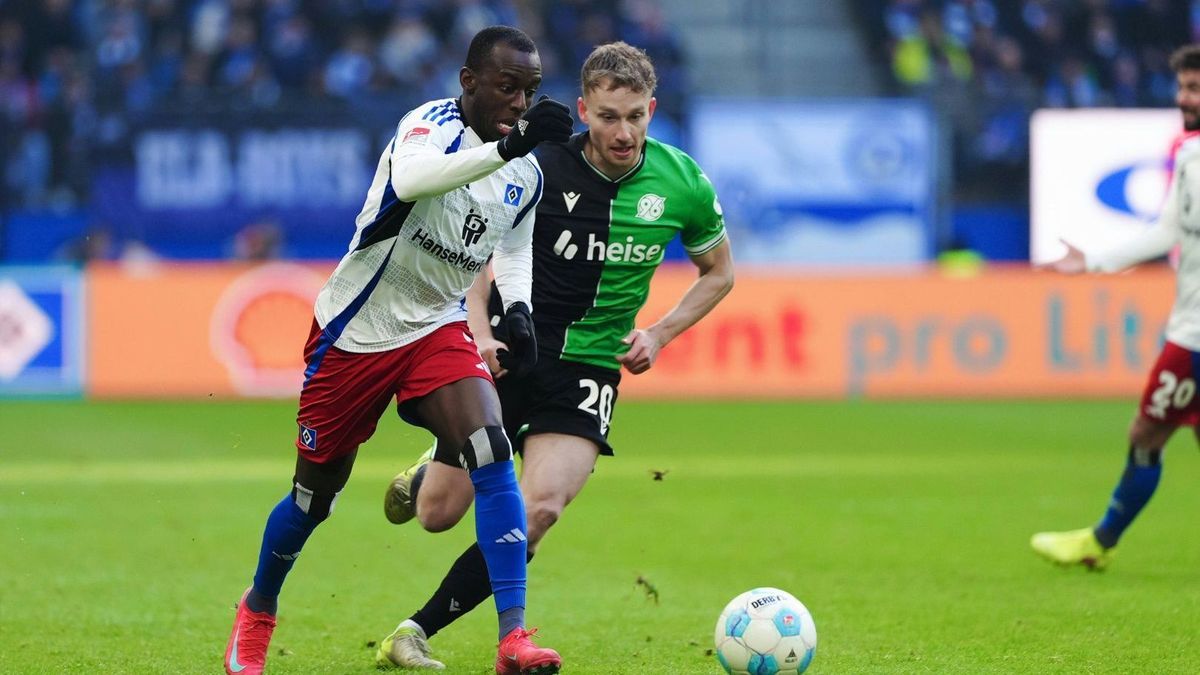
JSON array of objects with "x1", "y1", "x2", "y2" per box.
[
  {"x1": 250, "y1": 494, "x2": 319, "y2": 610},
  {"x1": 1094, "y1": 447, "x2": 1162, "y2": 548},
  {"x1": 499, "y1": 607, "x2": 525, "y2": 639},
  {"x1": 469, "y1": 460, "x2": 527, "y2": 634}
]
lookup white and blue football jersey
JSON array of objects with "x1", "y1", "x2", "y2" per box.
[
  {"x1": 313, "y1": 98, "x2": 543, "y2": 353},
  {"x1": 1089, "y1": 134, "x2": 1200, "y2": 350}
]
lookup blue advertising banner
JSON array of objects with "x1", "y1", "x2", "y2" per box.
[
  {"x1": 0, "y1": 266, "x2": 84, "y2": 396},
  {"x1": 91, "y1": 107, "x2": 399, "y2": 259},
  {"x1": 690, "y1": 98, "x2": 937, "y2": 265}
]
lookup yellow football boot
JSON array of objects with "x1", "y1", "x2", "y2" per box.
[
  {"x1": 1030, "y1": 527, "x2": 1115, "y2": 570},
  {"x1": 384, "y1": 446, "x2": 434, "y2": 525}
]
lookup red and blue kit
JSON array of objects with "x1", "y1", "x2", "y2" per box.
[{"x1": 297, "y1": 97, "x2": 542, "y2": 460}]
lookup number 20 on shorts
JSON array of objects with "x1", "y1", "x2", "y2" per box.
[
  {"x1": 577, "y1": 378, "x2": 615, "y2": 434},
  {"x1": 1147, "y1": 370, "x2": 1196, "y2": 419}
]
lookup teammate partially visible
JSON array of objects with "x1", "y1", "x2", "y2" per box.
[
  {"x1": 1031, "y1": 44, "x2": 1200, "y2": 570},
  {"x1": 375, "y1": 41, "x2": 734, "y2": 670},
  {"x1": 222, "y1": 26, "x2": 572, "y2": 675}
]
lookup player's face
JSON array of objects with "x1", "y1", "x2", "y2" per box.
[
  {"x1": 460, "y1": 44, "x2": 542, "y2": 143},
  {"x1": 578, "y1": 81, "x2": 656, "y2": 178},
  {"x1": 1177, "y1": 69, "x2": 1200, "y2": 131}
]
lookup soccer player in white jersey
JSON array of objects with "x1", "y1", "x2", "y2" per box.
[
  {"x1": 223, "y1": 26, "x2": 571, "y2": 675},
  {"x1": 1032, "y1": 45, "x2": 1200, "y2": 570}
]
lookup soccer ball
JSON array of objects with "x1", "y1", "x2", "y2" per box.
[{"x1": 713, "y1": 588, "x2": 817, "y2": 674}]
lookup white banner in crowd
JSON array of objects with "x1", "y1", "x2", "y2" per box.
[
  {"x1": 1031, "y1": 108, "x2": 1182, "y2": 264},
  {"x1": 691, "y1": 99, "x2": 935, "y2": 265}
]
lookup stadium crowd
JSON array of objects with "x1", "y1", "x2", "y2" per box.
[
  {"x1": 7, "y1": 0, "x2": 1199, "y2": 257},
  {"x1": 0, "y1": 0, "x2": 685, "y2": 212},
  {"x1": 864, "y1": 0, "x2": 1197, "y2": 198}
]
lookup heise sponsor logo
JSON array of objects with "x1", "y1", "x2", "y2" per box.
[{"x1": 551, "y1": 230, "x2": 663, "y2": 263}]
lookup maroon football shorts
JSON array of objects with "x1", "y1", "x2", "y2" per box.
[
  {"x1": 294, "y1": 320, "x2": 492, "y2": 463},
  {"x1": 1137, "y1": 340, "x2": 1200, "y2": 427}
]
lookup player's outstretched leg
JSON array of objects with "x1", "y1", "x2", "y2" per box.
[
  {"x1": 384, "y1": 446, "x2": 434, "y2": 524},
  {"x1": 375, "y1": 620, "x2": 445, "y2": 670},
  {"x1": 1031, "y1": 444, "x2": 1163, "y2": 570},
  {"x1": 1093, "y1": 445, "x2": 1163, "y2": 549},
  {"x1": 226, "y1": 455, "x2": 348, "y2": 673},
  {"x1": 225, "y1": 492, "x2": 320, "y2": 673},
  {"x1": 1030, "y1": 527, "x2": 1115, "y2": 570}
]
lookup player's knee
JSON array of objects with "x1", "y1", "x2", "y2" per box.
[
  {"x1": 1128, "y1": 419, "x2": 1172, "y2": 455},
  {"x1": 460, "y1": 426, "x2": 513, "y2": 472},
  {"x1": 292, "y1": 483, "x2": 340, "y2": 523},
  {"x1": 525, "y1": 498, "x2": 564, "y2": 543}
]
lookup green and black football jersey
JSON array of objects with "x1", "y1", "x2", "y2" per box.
[{"x1": 511, "y1": 132, "x2": 727, "y2": 370}]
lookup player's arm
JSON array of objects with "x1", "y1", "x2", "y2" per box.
[
  {"x1": 389, "y1": 123, "x2": 508, "y2": 202},
  {"x1": 619, "y1": 238, "x2": 734, "y2": 375},
  {"x1": 1042, "y1": 168, "x2": 1182, "y2": 274},
  {"x1": 487, "y1": 171, "x2": 540, "y2": 376},
  {"x1": 1085, "y1": 213, "x2": 1179, "y2": 273},
  {"x1": 466, "y1": 268, "x2": 509, "y2": 377},
  {"x1": 492, "y1": 169, "x2": 537, "y2": 313},
  {"x1": 390, "y1": 98, "x2": 571, "y2": 202}
]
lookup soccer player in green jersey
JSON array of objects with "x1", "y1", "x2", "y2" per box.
[{"x1": 374, "y1": 41, "x2": 735, "y2": 670}]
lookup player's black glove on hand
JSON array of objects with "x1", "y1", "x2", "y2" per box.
[
  {"x1": 496, "y1": 96, "x2": 573, "y2": 160},
  {"x1": 496, "y1": 302, "x2": 537, "y2": 376}
]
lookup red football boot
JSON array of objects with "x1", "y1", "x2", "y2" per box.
[
  {"x1": 224, "y1": 588, "x2": 277, "y2": 675},
  {"x1": 495, "y1": 627, "x2": 561, "y2": 675}
]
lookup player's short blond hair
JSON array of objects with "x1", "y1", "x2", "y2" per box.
[{"x1": 580, "y1": 41, "x2": 657, "y2": 95}]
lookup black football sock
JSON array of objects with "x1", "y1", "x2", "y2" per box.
[{"x1": 410, "y1": 543, "x2": 535, "y2": 637}]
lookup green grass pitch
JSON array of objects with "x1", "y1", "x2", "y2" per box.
[{"x1": 3, "y1": 399, "x2": 1199, "y2": 674}]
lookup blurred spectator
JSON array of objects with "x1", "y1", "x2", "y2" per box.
[
  {"x1": 1043, "y1": 53, "x2": 1102, "y2": 108},
  {"x1": 620, "y1": 0, "x2": 686, "y2": 121},
  {"x1": 323, "y1": 28, "x2": 375, "y2": 99},
  {"x1": 233, "y1": 219, "x2": 283, "y2": 261},
  {"x1": 56, "y1": 224, "x2": 116, "y2": 264},
  {"x1": 892, "y1": 7, "x2": 973, "y2": 87},
  {"x1": 377, "y1": 11, "x2": 439, "y2": 89},
  {"x1": 267, "y1": 13, "x2": 320, "y2": 90},
  {"x1": 1110, "y1": 51, "x2": 1144, "y2": 107}
]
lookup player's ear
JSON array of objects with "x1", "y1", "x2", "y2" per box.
[
  {"x1": 647, "y1": 97, "x2": 657, "y2": 121},
  {"x1": 460, "y1": 66, "x2": 476, "y2": 96},
  {"x1": 576, "y1": 96, "x2": 587, "y2": 123}
]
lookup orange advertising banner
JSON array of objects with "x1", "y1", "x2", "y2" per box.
[
  {"x1": 625, "y1": 265, "x2": 1175, "y2": 398},
  {"x1": 85, "y1": 262, "x2": 1176, "y2": 399},
  {"x1": 87, "y1": 262, "x2": 332, "y2": 398}
]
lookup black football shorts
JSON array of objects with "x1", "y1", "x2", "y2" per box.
[{"x1": 496, "y1": 355, "x2": 621, "y2": 455}]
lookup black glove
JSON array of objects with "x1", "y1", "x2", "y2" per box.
[
  {"x1": 496, "y1": 96, "x2": 573, "y2": 160},
  {"x1": 495, "y1": 302, "x2": 537, "y2": 376}
]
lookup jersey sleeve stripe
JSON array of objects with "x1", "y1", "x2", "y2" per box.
[
  {"x1": 304, "y1": 241, "x2": 398, "y2": 385},
  {"x1": 420, "y1": 101, "x2": 453, "y2": 121},
  {"x1": 355, "y1": 161, "x2": 416, "y2": 250},
  {"x1": 684, "y1": 230, "x2": 727, "y2": 256},
  {"x1": 424, "y1": 101, "x2": 462, "y2": 126},
  {"x1": 512, "y1": 160, "x2": 543, "y2": 229},
  {"x1": 356, "y1": 197, "x2": 415, "y2": 251},
  {"x1": 444, "y1": 129, "x2": 466, "y2": 154}
]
